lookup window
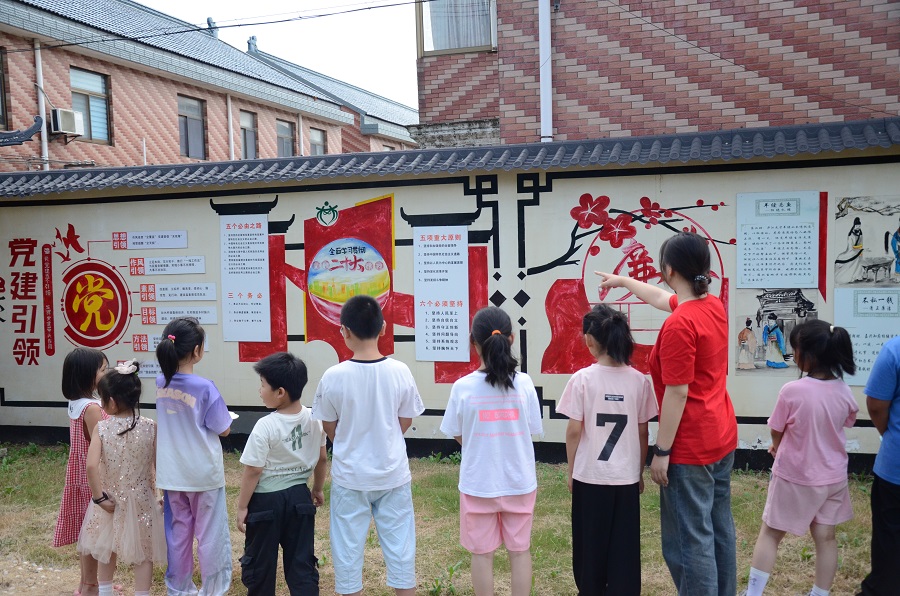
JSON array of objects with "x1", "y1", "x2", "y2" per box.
[
  {"x1": 240, "y1": 110, "x2": 257, "y2": 159},
  {"x1": 70, "y1": 68, "x2": 110, "y2": 142},
  {"x1": 420, "y1": 0, "x2": 494, "y2": 53},
  {"x1": 383, "y1": 145, "x2": 395, "y2": 151},
  {"x1": 309, "y1": 127, "x2": 327, "y2": 156},
  {"x1": 276, "y1": 119, "x2": 295, "y2": 158},
  {"x1": 178, "y1": 95, "x2": 206, "y2": 159}
]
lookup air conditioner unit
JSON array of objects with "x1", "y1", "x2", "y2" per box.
[{"x1": 50, "y1": 108, "x2": 84, "y2": 136}]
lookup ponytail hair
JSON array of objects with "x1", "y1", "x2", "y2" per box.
[
  {"x1": 98, "y1": 359, "x2": 142, "y2": 435},
  {"x1": 789, "y1": 319, "x2": 856, "y2": 379},
  {"x1": 659, "y1": 232, "x2": 712, "y2": 297},
  {"x1": 582, "y1": 304, "x2": 634, "y2": 365},
  {"x1": 155, "y1": 317, "x2": 205, "y2": 387},
  {"x1": 471, "y1": 306, "x2": 518, "y2": 390}
]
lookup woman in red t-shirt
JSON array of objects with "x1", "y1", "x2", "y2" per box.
[{"x1": 597, "y1": 231, "x2": 737, "y2": 596}]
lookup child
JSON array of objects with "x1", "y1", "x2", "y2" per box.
[
  {"x1": 743, "y1": 319, "x2": 859, "y2": 596},
  {"x1": 312, "y1": 295, "x2": 425, "y2": 596},
  {"x1": 439, "y1": 306, "x2": 544, "y2": 596},
  {"x1": 55, "y1": 347, "x2": 109, "y2": 596},
  {"x1": 78, "y1": 360, "x2": 166, "y2": 596},
  {"x1": 155, "y1": 317, "x2": 233, "y2": 595},
  {"x1": 236, "y1": 352, "x2": 327, "y2": 595},
  {"x1": 557, "y1": 304, "x2": 657, "y2": 595}
]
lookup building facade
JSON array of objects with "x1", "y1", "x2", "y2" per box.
[
  {"x1": 0, "y1": 0, "x2": 417, "y2": 171},
  {"x1": 413, "y1": 0, "x2": 900, "y2": 147}
]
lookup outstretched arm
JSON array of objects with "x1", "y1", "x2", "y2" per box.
[{"x1": 595, "y1": 271, "x2": 673, "y2": 313}]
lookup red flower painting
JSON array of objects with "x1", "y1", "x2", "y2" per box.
[
  {"x1": 598, "y1": 213, "x2": 637, "y2": 248},
  {"x1": 569, "y1": 193, "x2": 610, "y2": 229}
]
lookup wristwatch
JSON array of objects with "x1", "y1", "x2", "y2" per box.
[
  {"x1": 652, "y1": 444, "x2": 672, "y2": 457},
  {"x1": 92, "y1": 492, "x2": 109, "y2": 504}
]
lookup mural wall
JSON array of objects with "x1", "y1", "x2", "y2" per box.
[{"x1": 1, "y1": 162, "x2": 898, "y2": 456}]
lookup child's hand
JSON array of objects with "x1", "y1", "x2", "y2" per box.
[
  {"x1": 236, "y1": 506, "x2": 248, "y2": 534},
  {"x1": 566, "y1": 473, "x2": 573, "y2": 494},
  {"x1": 767, "y1": 445, "x2": 777, "y2": 458},
  {"x1": 98, "y1": 495, "x2": 115, "y2": 514},
  {"x1": 312, "y1": 489, "x2": 325, "y2": 507},
  {"x1": 639, "y1": 476, "x2": 645, "y2": 495}
]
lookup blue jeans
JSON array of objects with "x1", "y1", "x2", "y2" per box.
[{"x1": 660, "y1": 451, "x2": 736, "y2": 596}]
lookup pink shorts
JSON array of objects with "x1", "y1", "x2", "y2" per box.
[
  {"x1": 762, "y1": 475, "x2": 853, "y2": 536},
  {"x1": 459, "y1": 490, "x2": 537, "y2": 554}
]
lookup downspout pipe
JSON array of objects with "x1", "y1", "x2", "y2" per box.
[
  {"x1": 34, "y1": 39, "x2": 49, "y2": 170},
  {"x1": 538, "y1": 0, "x2": 553, "y2": 142},
  {"x1": 227, "y1": 94, "x2": 235, "y2": 160}
]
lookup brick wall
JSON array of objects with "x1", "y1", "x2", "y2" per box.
[
  {"x1": 417, "y1": 51, "x2": 500, "y2": 123},
  {"x1": 417, "y1": 0, "x2": 900, "y2": 145}
]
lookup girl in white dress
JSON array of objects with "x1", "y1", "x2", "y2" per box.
[{"x1": 78, "y1": 360, "x2": 166, "y2": 596}]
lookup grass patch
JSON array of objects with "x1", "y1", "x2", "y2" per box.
[{"x1": 0, "y1": 444, "x2": 874, "y2": 595}]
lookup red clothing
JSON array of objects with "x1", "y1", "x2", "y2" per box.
[
  {"x1": 53, "y1": 400, "x2": 108, "y2": 547},
  {"x1": 648, "y1": 294, "x2": 737, "y2": 465}
]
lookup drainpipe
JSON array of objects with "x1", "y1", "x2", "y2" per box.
[
  {"x1": 297, "y1": 113, "x2": 304, "y2": 156},
  {"x1": 226, "y1": 94, "x2": 235, "y2": 160},
  {"x1": 538, "y1": 0, "x2": 553, "y2": 142},
  {"x1": 34, "y1": 39, "x2": 49, "y2": 170}
]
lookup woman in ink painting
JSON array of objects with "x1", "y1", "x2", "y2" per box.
[{"x1": 834, "y1": 217, "x2": 864, "y2": 284}]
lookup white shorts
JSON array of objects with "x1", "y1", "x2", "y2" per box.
[{"x1": 329, "y1": 481, "x2": 416, "y2": 593}]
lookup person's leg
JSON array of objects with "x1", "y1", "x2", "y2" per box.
[
  {"x1": 133, "y1": 560, "x2": 153, "y2": 594},
  {"x1": 240, "y1": 490, "x2": 280, "y2": 596},
  {"x1": 192, "y1": 488, "x2": 232, "y2": 596},
  {"x1": 371, "y1": 482, "x2": 417, "y2": 593},
  {"x1": 605, "y1": 483, "x2": 641, "y2": 596},
  {"x1": 80, "y1": 552, "x2": 99, "y2": 596},
  {"x1": 281, "y1": 484, "x2": 319, "y2": 596},
  {"x1": 471, "y1": 551, "x2": 495, "y2": 596},
  {"x1": 810, "y1": 522, "x2": 838, "y2": 592},
  {"x1": 508, "y1": 548, "x2": 532, "y2": 596},
  {"x1": 330, "y1": 483, "x2": 374, "y2": 596},
  {"x1": 571, "y1": 480, "x2": 616, "y2": 594},
  {"x1": 710, "y1": 452, "x2": 737, "y2": 596},
  {"x1": 859, "y1": 474, "x2": 900, "y2": 595},
  {"x1": 659, "y1": 461, "x2": 718, "y2": 596},
  {"x1": 163, "y1": 490, "x2": 199, "y2": 596},
  {"x1": 750, "y1": 522, "x2": 787, "y2": 573},
  {"x1": 94, "y1": 553, "x2": 115, "y2": 596}
]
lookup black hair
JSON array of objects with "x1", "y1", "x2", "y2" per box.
[
  {"x1": 767, "y1": 313, "x2": 778, "y2": 322},
  {"x1": 659, "y1": 232, "x2": 712, "y2": 297},
  {"x1": 471, "y1": 306, "x2": 518, "y2": 390},
  {"x1": 340, "y1": 295, "x2": 384, "y2": 340},
  {"x1": 582, "y1": 304, "x2": 634, "y2": 365},
  {"x1": 61, "y1": 347, "x2": 108, "y2": 400},
  {"x1": 97, "y1": 360, "x2": 143, "y2": 435},
  {"x1": 745, "y1": 318, "x2": 753, "y2": 328},
  {"x1": 789, "y1": 319, "x2": 856, "y2": 379},
  {"x1": 253, "y1": 352, "x2": 308, "y2": 403},
  {"x1": 156, "y1": 317, "x2": 205, "y2": 387}
]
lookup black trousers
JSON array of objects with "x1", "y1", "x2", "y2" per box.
[
  {"x1": 571, "y1": 479, "x2": 641, "y2": 596},
  {"x1": 240, "y1": 483, "x2": 319, "y2": 596},
  {"x1": 858, "y1": 474, "x2": 900, "y2": 596}
]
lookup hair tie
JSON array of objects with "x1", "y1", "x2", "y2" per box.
[
  {"x1": 694, "y1": 275, "x2": 708, "y2": 283},
  {"x1": 167, "y1": 334, "x2": 176, "y2": 340},
  {"x1": 491, "y1": 330, "x2": 502, "y2": 335},
  {"x1": 115, "y1": 359, "x2": 138, "y2": 375},
  {"x1": 829, "y1": 325, "x2": 834, "y2": 333}
]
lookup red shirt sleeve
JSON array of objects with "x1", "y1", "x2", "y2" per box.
[{"x1": 657, "y1": 312, "x2": 696, "y2": 386}]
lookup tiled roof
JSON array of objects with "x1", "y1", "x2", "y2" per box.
[
  {"x1": 12, "y1": 0, "x2": 326, "y2": 100},
  {"x1": 2, "y1": 118, "x2": 898, "y2": 199},
  {"x1": 251, "y1": 49, "x2": 419, "y2": 127}
]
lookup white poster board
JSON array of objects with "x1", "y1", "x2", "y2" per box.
[
  {"x1": 220, "y1": 215, "x2": 270, "y2": 342},
  {"x1": 736, "y1": 191, "x2": 819, "y2": 288},
  {"x1": 834, "y1": 287, "x2": 900, "y2": 386},
  {"x1": 414, "y1": 226, "x2": 469, "y2": 362}
]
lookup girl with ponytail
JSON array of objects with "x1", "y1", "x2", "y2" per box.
[
  {"x1": 154, "y1": 317, "x2": 234, "y2": 594},
  {"x1": 743, "y1": 320, "x2": 858, "y2": 596},
  {"x1": 439, "y1": 306, "x2": 543, "y2": 596},
  {"x1": 556, "y1": 305, "x2": 657, "y2": 595}
]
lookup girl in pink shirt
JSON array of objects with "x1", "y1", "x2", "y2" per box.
[{"x1": 743, "y1": 320, "x2": 858, "y2": 596}]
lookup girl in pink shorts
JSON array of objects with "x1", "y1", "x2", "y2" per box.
[
  {"x1": 440, "y1": 306, "x2": 544, "y2": 596},
  {"x1": 743, "y1": 320, "x2": 859, "y2": 596}
]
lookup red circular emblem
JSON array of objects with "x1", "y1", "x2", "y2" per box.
[{"x1": 61, "y1": 260, "x2": 130, "y2": 349}]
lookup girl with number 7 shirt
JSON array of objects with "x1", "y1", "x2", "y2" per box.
[{"x1": 557, "y1": 304, "x2": 658, "y2": 595}]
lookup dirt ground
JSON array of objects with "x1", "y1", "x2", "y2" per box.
[{"x1": 0, "y1": 554, "x2": 80, "y2": 595}]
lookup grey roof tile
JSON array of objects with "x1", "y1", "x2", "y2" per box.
[{"x1": 2, "y1": 118, "x2": 898, "y2": 198}]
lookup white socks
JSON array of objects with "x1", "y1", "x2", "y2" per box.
[
  {"x1": 746, "y1": 567, "x2": 770, "y2": 596},
  {"x1": 810, "y1": 586, "x2": 829, "y2": 596},
  {"x1": 98, "y1": 582, "x2": 113, "y2": 596}
]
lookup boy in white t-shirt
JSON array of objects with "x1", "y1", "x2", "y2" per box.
[
  {"x1": 236, "y1": 352, "x2": 327, "y2": 596},
  {"x1": 312, "y1": 295, "x2": 425, "y2": 596},
  {"x1": 557, "y1": 305, "x2": 658, "y2": 596}
]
